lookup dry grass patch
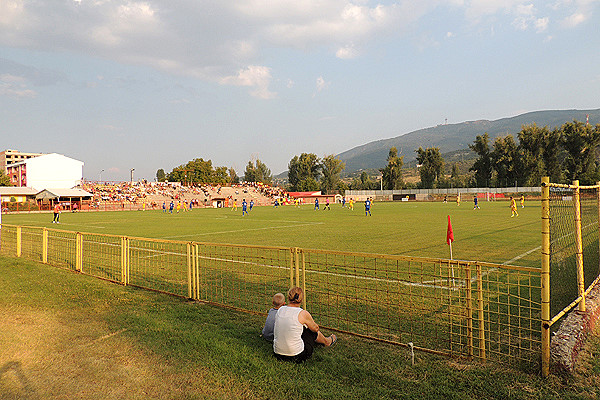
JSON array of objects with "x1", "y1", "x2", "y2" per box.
[{"x1": 0, "y1": 300, "x2": 253, "y2": 400}]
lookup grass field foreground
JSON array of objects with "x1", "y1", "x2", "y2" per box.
[{"x1": 1, "y1": 257, "x2": 599, "y2": 400}]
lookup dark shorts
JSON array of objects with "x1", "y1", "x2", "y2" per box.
[{"x1": 274, "y1": 327, "x2": 318, "y2": 363}]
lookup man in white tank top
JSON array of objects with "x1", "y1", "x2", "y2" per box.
[{"x1": 273, "y1": 287, "x2": 337, "y2": 362}]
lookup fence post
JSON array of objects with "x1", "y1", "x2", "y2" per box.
[
  {"x1": 195, "y1": 244, "x2": 200, "y2": 300},
  {"x1": 16, "y1": 226, "x2": 21, "y2": 257},
  {"x1": 301, "y1": 250, "x2": 306, "y2": 310},
  {"x1": 120, "y1": 237, "x2": 129, "y2": 285},
  {"x1": 187, "y1": 242, "x2": 192, "y2": 299},
  {"x1": 295, "y1": 248, "x2": 300, "y2": 290},
  {"x1": 572, "y1": 180, "x2": 586, "y2": 312},
  {"x1": 465, "y1": 263, "x2": 473, "y2": 359},
  {"x1": 42, "y1": 228, "x2": 48, "y2": 264},
  {"x1": 289, "y1": 248, "x2": 295, "y2": 288},
  {"x1": 75, "y1": 232, "x2": 82, "y2": 272},
  {"x1": 475, "y1": 263, "x2": 486, "y2": 363},
  {"x1": 597, "y1": 181, "x2": 600, "y2": 275},
  {"x1": 541, "y1": 176, "x2": 551, "y2": 377}
]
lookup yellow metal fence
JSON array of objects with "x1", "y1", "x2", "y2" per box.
[
  {"x1": 541, "y1": 178, "x2": 600, "y2": 376},
  {"x1": 0, "y1": 224, "x2": 541, "y2": 369}
]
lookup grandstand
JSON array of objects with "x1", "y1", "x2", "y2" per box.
[{"x1": 80, "y1": 181, "x2": 286, "y2": 210}]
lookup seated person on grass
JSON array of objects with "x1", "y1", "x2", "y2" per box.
[
  {"x1": 261, "y1": 293, "x2": 285, "y2": 342},
  {"x1": 273, "y1": 287, "x2": 337, "y2": 363}
]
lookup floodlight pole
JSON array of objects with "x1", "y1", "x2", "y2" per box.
[
  {"x1": 100, "y1": 169, "x2": 104, "y2": 182},
  {"x1": 130, "y1": 168, "x2": 135, "y2": 183}
]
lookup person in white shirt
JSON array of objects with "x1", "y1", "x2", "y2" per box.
[{"x1": 273, "y1": 287, "x2": 337, "y2": 362}]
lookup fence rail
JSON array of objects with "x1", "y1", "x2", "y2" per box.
[{"x1": 0, "y1": 223, "x2": 541, "y2": 369}]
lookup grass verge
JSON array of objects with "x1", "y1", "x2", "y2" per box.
[{"x1": 1, "y1": 256, "x2": 598, "y2": 400}]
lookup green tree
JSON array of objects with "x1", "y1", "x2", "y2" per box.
[
  {"x1": 244, "y1": 161, "x2": 256, "y2": 182},
  {"x1": 212, "y1": 166, "x2": 229, "y2": 184},
  {"x1": 380, "y1": 147, "x2": 404, "y2": 190},
  {"x1": 543, "y1": 127, "x2": 564, "y2": 183},
  {"x1": 450, "y1": 163, "x2": 462, "y2": 188},
  {"x1": 415, "y1": 147, "x2": 444, "y2": 188},
  {"x1": 492, "y1": 135, "x2": 520, "y2": 187},
  {"x1": 167, "y1": 158, "x2": 230, "y2": 184},
  {"x1": 561, "y1": 121, "x2": 600, "y2": 184},
  {"x1": 469, "y1": 133, "x2": 493, "y2": 187},
  {"x1": 320, "y1": 155, "x2": 345, "y2": 194},
  {"x1": 228, "y1": 168, "x2": 239, "y2": 184},
  {"x1": 287, "y1": 153, "x2": 321, "y2": 191},
  {"x1": 156, "y1": 169, "x2": 166, "y2": 182},
  {"x1": 351, "y1": 171, "x2": 377, "y2": 190},
  {"x1": 517, "y1": 124, "x2": 547, "y2": 186},
  {"x1": 0, "y1": 170, "x2": 11, "y2": 186},
  {"x1": 244, "y1": 159, "x2": 272, "y2": 184}
]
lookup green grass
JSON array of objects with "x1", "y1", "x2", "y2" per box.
[
  {"x1": 1, "y1": 256, "x2": 599, "y2": 399},
  {"x1": 2, "y1": 200, "x2": 541, "y2": 267}
]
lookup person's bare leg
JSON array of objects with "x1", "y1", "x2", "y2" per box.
[{"x1": 316, "y1": 331, "x2": 336, "y2": 346}]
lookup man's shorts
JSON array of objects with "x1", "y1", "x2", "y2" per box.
[{"x1": 274, "y1": 327, "x2": 318, "y2": 363}]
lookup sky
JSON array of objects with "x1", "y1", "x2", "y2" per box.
[{"x1": 1, "y1": 0, "x2": 599, "y2": 182}]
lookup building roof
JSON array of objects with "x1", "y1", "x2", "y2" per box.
[
  {"x1": 0, "y1": 187, "x2": 38, "y2": 196},
  {"x1": 35, "y1": 188, "x2": 93, "y2": 200},
  {"x1": 287, "y1": 191, "x2": 322, "y2": 197}
]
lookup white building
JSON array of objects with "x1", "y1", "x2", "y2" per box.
[{"x1": 6, "y1": 153, "x2": 84, "y2": 190}]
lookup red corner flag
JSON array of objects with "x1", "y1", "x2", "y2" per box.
[{"x1": 446, "y1": 215, "x2": 454, "y2": 245}]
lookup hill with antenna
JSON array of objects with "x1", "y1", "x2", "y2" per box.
[{"x1": 336, "y1": 109, "x2": 600, "y2": 175}]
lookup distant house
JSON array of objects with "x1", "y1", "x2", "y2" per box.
[
  {"x1": 211, "y1": 197, "x2": 227, "y2": 208},
  {"x1": 0, "y1": 187, "x2": 38, "y2": 203},
  {"x1": 287, "y1": 191, "x2": 338, "y2": 204},
  {"x1": 36, "y1": 188, "x2": 93, "y2": 209},
  {"x1": 6, "y1": 153, "x2": 84, "y2": 190}
]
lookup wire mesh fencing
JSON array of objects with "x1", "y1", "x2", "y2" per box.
[
  {"x1": 547, "y1": 183, "x2": 600, "y2": 317},
  {"x1": 0, "y1": 223, "x2": 541, "y2": 369},
  {"x1": 298, "y1": 249, "x2": 541, "y2": 367}
]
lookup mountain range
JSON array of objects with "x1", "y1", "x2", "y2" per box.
[{"x1": 336, "y1": 108, "x2": 600, "y2": 175}]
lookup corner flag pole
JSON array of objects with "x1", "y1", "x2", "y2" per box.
[{"x1": 446, "y1": 215, "x2": 454, "y2": 259}]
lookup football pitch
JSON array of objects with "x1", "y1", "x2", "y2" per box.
[{"x1": 2, "y1": 199, "x2": 541, "y2": 268}]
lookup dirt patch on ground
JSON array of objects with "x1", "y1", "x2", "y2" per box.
[{"x1": 0, "y1": 306, "x2": 247, "y2": 400}]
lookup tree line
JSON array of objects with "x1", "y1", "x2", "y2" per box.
[
  {"x1": 378, "y1": 119, "x2": 600, "y2": 189},
  {"x1": 470, "y1": 120, "x2": 600, "y2": 187},
  {"x1": 151, "y1": 119, "x2": 600, "y2": 191}
]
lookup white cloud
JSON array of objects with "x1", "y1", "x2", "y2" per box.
[
  {"x1": 336, "y1": 44, "x2": 358, "y2": 59},
  {"x1": 0, "y1": 74, "x2": 37, "y2": 98},
  {"x1": 534, "y1": 17, "x2": 549, "y2": 32},
  {"x1": 1, "y1": 0, "x2": 598, "y2": 100},
  {"x1": 315, "y1": 76, "x2": 330, "y2": 93},
  {"x1": 561, "y1": 12, "x2": 587, "y2": 26},
  {"x1": 0, "y1": 0, "x2": 24, "y2": 26},
  {"x1": 464, "y1": 0, "x2": 525, "y2": 21},
  {"x1": 220, "y1": 65, "x2": 276, "y2": 99}
]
